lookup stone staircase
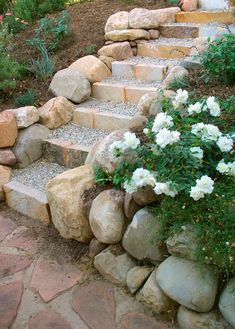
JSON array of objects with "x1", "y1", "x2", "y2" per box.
[{"x1": 4, "y1": 9, "x2": 235, "y2": 222}]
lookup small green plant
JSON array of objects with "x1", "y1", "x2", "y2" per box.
[
  {"x1": 0, "y1": 0, "x2": 11, "y2": 13},
  {"x1": 1, "y1": 12, "x2": 28, "y2": 34},
  {"x1": 85, "y1": 43, "x2": 97, "y2": 55},
  {"x1": 168, "y1": 75, "x2": 189, "y2": 91},
  {"x1": 15, "y1": 90, "x2": 37, "y2": 106},
  {"x1": 197, "y1": 34, "x2": 235, "y2": 85},
  {"x1": 0, "y1": 51, "x2": 23, "y2": 92},
  {"x1": 167, "y1": 0, "x2": 178, "y2": 4},
  {"x1": 29, "y1": 43, "x2": 55, "y2": 80}
]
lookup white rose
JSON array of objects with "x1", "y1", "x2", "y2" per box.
[
  {"x1": 109, "y1": 141, "x2": 126, "y2": 156},
  {"x1": 191, "y1": 123, "x2": 205, "y2": 136},
  {"x1": 216, "y1": 136, "x2": 233, "y2": 152},
  {"x1": 196, "y1": 175, "x2": 214, "y2": 194},
  {"x1": 228, "y1": 162, "x2": 235, "y2": 176},
  {"x1": 155, "y1": 128, "x2": 180, "y2": 148},
  {"x1": 154, "y1": 182, "x2": 168, "y2": 195},
  {"x1": 188, "y1": 102, "x2": 203, "y2": 115},
  {"x1": 123, "y1": 132, "x2": 140, "y2": 150},
  {"x1": 174, "y1": 89, "x2": 189, "y2": 105},
  {"x1": 143, "y1": 128, "x2": 149, "y2": 135},
  {"x1": 190, "y1": 186, "x2": 204, "y2": 201},
  {"x1": 152, "y1": 112, "x2": 174, "y2": 134},
  {"x1": 216, "y1": 160, "x2": 230, "y2": 174},
  {"x1": 190, "y1": 147, "x2": 203, "y2": 160},
  {"x1": 202, "y1": 124, "x2": 222, "y2": 142},
  {"x1": 124, "y1": 180, "x2": 138, "y2": 194},
  {"x1": 206, "y1": 96, "x2": 221, "y2": 117},
  {"x1": 164, "y1": 182, "x2": 178, "y2": 197},
  {"x1": 132, "y1": 168, "x2": 155, "y2": 188}
]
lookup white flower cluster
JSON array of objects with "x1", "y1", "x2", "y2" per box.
[
  {"x1": 109, "y1": 132, "x2": 140, "y2": 157},
  {"x1": 216, "y1": 159, "x2": 235, "y2": 176},
  {"x1": 190, "y1": 175, "x2": 214, "y2": 201},
  {"x1": 172, "y1": 89, "x2": 189, "y2": 109},
  {"x1": 124, "y1": 168, "x2": 156, "y2": 194},
  {"x1": 154, "y1": 182, "x2": 178, "y2": 197},
  {"x1": 151, "y1": 113, "x2": 180, "y2": 149},
  {"x1": 188, "y1": 96, "x2": 221, "y2": 117}
]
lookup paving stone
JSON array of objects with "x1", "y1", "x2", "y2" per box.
[
  {"x1": 0, "y1": 281, "x2": 23, "y2": 329},
  {"x1": 122, "y1": 312, "x2": 169, "y2": 329},
  {"x1": 0, "y1": 215, "x2": 17, "y2": 242},
  {"x1": 28, "y1": 310, "x2": 71, "y2": 329},
  {"x1": 30, "y1": 255, "x2": 82, "y2": 302},
  {"x1": 0, "y1": 253, "x2": 32, "y2": 278},
  {"x1": 4, "y1": 226, "x2": 36, "y2": 251},
  {"x1": 72, "y1": 281, "x2": 116, "y2": 329}
]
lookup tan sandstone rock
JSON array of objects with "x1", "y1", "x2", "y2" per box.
[
  {"x1": 181, "y1": 0, "x2": 198, "y2": 11},
  {"x1": 39, "y1": 96, "x2": 74, "y2": 129},
  {"x1": 98, "y1": 42, "x2": 133, "y2": 61},
  {"x1": 105, "y1": 11, "x2": 129, "y2": 33},
  {"x1": 162, "y1": 66, "x2": 189, "y2": 89},
  {"x1": 69, "y1": 55, "x2": 111, "y2": 83},
  {"x1": 99, "y1": 56, "x2": 116, "y2": 70},
  {"x1": 46, "y1": 165, "x2": 95, "y2": 243},
  {"x1": 0, "y1": 111, "x2": 18, "y2": 148},
  {"x1": 105, "y1": 29, "x2": 150, "y2": 42},
  {"x1": 7, "y1": 106, "x2": 39, "y2": 129},
  {"x1": 0, "y1": 165, "x2": 11, "y2": 201}
]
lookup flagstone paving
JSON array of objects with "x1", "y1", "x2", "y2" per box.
[{"x1": 0, "y1": 204, "x2": 176, "y2": 329}]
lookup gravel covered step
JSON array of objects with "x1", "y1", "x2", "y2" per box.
[
  {"x1": 159, "y1": 23, "x2": 200, "y2": 39},
  {"x1": 176, "y1": 11, "x2": 235, "y2": 24},
  {"x1": 92, "y1": 78, "x2": 161, "y2": 103},
  {"x1": 137, "y1": 38, "x2": 194, "y2": 59}
]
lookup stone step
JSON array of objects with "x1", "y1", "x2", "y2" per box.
[
  {"x1": 159, "y1": 23, "x2": 200, "y2": 39},
  {"x1": 136, "y1": 38, "x2": 193, "y2": 59},
  {"x1": 92, "y1": 79, "x2": 161, "y2": 103},
  {"x1": 176, "y1": 11, "x2": 235, "y2": 24}
]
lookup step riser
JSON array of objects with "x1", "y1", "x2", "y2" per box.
[
  {"x1": 42, "y1": 139, "x2": 90, "y2": 168},
  {"x1": 73, "y1": 108, "x2": 132, "y2": 131},
  {"x1": 176, "y1": 11, "x2": 235, "y2": 24},
  {"x1": 3, "y1": 181, "x2": 50, "y2": 224},
  {"x1": 137, "y1": 43, "x2": 192, "y2": 59},
  {"x1": 112, "y1": 62, "x2": 167, "y2": 81},
  {"x1": 92, "y1": 83, "x2": 158, "y2": 104},
  {"x1": 159, "y1": 26, "x2": 199, "y2": 39}
]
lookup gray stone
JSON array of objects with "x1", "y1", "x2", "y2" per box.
[
  {"x1": 219, "y1": 277, "x2": 235, "y2": 328},
  {"x1": 94, "y1": 246, "x2": 136, "y2": 286},
  {"x1": 177, "y1": 305, "x2": 233, "y2": 329},
  {"x1": 89, "y1": 189, "x2": 126, "y2": 244},
  {"x1": 133, "y1": 185, "x2": 160, "y2": 206},
  {"x1": 124, "y1": 193, "x2": 141, "y2": 221},
  {"x1": 49, "y1": 68, "x2": 91, "y2": 104},
  {"x1": 0, "y1": 149, "x2": 16, "y2": 166},
  {"x1": 162, "y1": 66, "x2": 189, "y2": 89},
  {"x1": 13, "y1": 124, "x2": 50, "y2": 168},
  {"x1": 137, "y1": 269, "x2": 176, "y2": 313},
  {"x1": 7, "y1": 106, "x2": 39, "y2": 129},
  {"x1": 156, "y1": 256, "x2": 219, "y2": 313},
  {"x1": 122, "y1": 208, "x2": 166, "y2": 262},
  {"x1": 98, "y1": 42, "x2": 133, "y2": 61},
  {"x1": 89, "y1": 238, "x2": 107, "y2": 259},
  {"x1": 126, "y1": 266, "x2": 154, "y2": 294}
]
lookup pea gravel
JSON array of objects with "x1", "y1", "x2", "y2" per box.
[
  {"x1": 125, "y1": 56, "x2": 183, "y2": 66},
  {"x1": 12, "y1": 159, "x2": 66, "y2": 192},
  {"x1": 49, "y1": 123, "x2": 109, "y2": 145},
  {"x1": 101, "y1": 77, "x2": 161, "y2": 88},
  {"x1": 150, "y1": 37, "x2": 194, "y2": 46},
  {"x1": 76, "y1": 99, "x2": 138, "y2": 116}
]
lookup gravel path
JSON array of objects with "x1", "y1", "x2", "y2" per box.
[
  {"x1": 12, "y1": 159, "x2": 66, "y2": 192},
  {"x1": 150, "y1": 37, "x2": 194, "y2": 46},
  {"x1": 76, "y1": 99, "x2": 138, "y2": 116},
  {"x1": 125, "y1": 56, "x2": 183, "y2": 66},
  {"x1": 101, "y1": 77, "x2": 161, "y2": 88},
  {"x1": 49, "y1": 123, "x2": 109, "y2": 145}
]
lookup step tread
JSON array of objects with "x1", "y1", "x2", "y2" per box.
[
  {"x1": 146, "y1": 37, "x2": 194, "y2": 47},
  {"x1": 96, "y1": 77, "x2": 161, "y2": 88},
  {"x1": 48, "y1": 123, "x2": 109, "y2": 146},
  {"x1": 76, "y1": 99, "x2": 138, "y2": 117},
  {"x1": 123, "y1": 56, "x2": 183, "y2": 66}
]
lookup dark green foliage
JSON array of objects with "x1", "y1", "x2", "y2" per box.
[
  {"x1": 0, "y1": 52, "x2": 22, "y2": 92},
  {"x1": 15, "y1": 90, "x2": 37, "y2": 106},
  {"x1": 85, "y1": 43, "x2": 97, "y2": 55},
  {"x1": 168, "y1": 75, "x2": 189, "y2": 91},
  {"x1": 197, "y1": 34, "x2": 235, "y2": 85}
]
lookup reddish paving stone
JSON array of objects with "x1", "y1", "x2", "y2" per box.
[
  {"x1": 5, "y1": 227, "x2": 36, "y2": 251},
  {"x1": 122, "y1": 312, "x2": 169, "y2": 329},
  {"x1": 30, "y1": 255, "x2": 82, "y2": 302},
  {"x1": 28, "y1": 310, "x2": 71, "y2": 329},
  {"x1": 0, "y1": 281, "x2": 23, "y2": 328},
  {"x1": 0, "y1": 216, "x2": 17, "y2": 242},
  {"x1": 72, "y1": 281, "x2": 116, "y2": 329},
  {"x1": 0, "y1": 253, "x2": 32, "y2": 278}
]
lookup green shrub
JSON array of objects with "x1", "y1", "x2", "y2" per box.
[
  {"x1": 38, "y1": 0, "x2": 66, "y2": 17},
  {"x1": 168, "y1": 75, "x2": 189, "y2": 91},
  {"x1": 29, "y1": 43, "x2": 55, "y2": 80},
  {"x1": 197, "y1": 34, "x2": 235, "y2": 85},
  {"x1": 0, "y1": 0, "x2": 11, "y2": 14},
  {"x1": 15, "y1": 90, "x2": 37, "y2": 106},
  {"x1": 1, "y1": 13, "x2": 28, "y2": 34},
  {"x1": 85, "y1": 43, "x2": 97, "y2": 55},
  {"x1": 0, "y1": 51, "x2": 22, "y2": 92}
]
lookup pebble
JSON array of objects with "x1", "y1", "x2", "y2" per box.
[
  {"x1": 12, "y1": 159, "x2": 66, "y2": 192},
  {"x1": 49, "y1": 123, "x2": 109, "y2": 145}
]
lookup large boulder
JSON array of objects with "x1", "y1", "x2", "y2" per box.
[
  {"x1": 180, "y1": 0, "x2": 198, "y2": 11},
  {"x1": 105, "y1": 11, "x2": 129, "y2": 33},
  {"x1": 162, "y1": 66, "x2": 189, "y2": 89},
  {"x1": 85, "y1": 129, "x2": 128, "y2": 173},
  {"x1": 98, "y1": 42, "x2": 133, "y2": 61},
  {"x1": 0, "y1": 149, "x2": 16, "y2": 166},
  {"x1": 7, "y1": 106, "x2": 39, "y2": 129},
  {"x1": 39, "y1": 96, "x2": 74, "y2": 129},
  {"x1": 69, "y1": 55, "x2": 111, "y2": 83},
  {"x1": 99, "y1": 56, "x2": 116, "y2": 70},
  {"x1": 129, "y1": 7, "x2": 180, "y2": 29},
  {"x1": 156, "y1": 256, "x2": 219, "y2": 313},
  {"x1": 177, "y1": 306, "x2": 233, "y2": 329},
  {"x1": 126, "y1": 266, "x2": 154, "y2": 294},
  {"x1": 0, "y1": 165, "x2": 11, "y2": 201},
  {"x1": 122, "y1": 208, "x2": 166, "y2": 262},
  {"x1": 94, "y1": 247, "x2": 136, "y2": 286},
  {"x1": 49, "y1": 68, "x2": 91, "y2": 104},
  {"x1": 219, "y1": 277, "x2": 235, "y2": 328},
  {"x1": 137, "y1": 92, "x2": 161, "y2": 117},
  {"x1": 137, "y1": 269, "x2": 176, "y2": 313},
  {"x1": 0, "y1": 111, "x2": 18, "y2": 148},
  {"x1": 46, "y1": 165, "x2": 95, "y2": 243},
  {"x1": 13, "y1": 124, "x2": 50, "y2": 168},
  {"x1": 89, "y1": 189, "x2": 126, "y2": 244},
  {"x1": 105, "y1": 29, "x2": 150, "y2": 42}
]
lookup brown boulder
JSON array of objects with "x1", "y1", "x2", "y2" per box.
[{"x1": 0, "y1": 111, "x2": 18, "y2": 148}]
